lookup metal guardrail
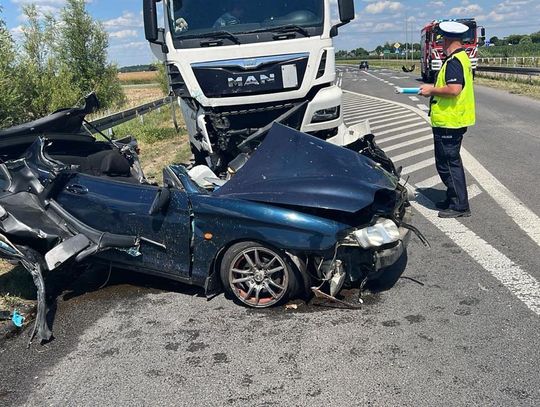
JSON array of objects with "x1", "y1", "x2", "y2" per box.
[
  {"x1": 88, "y1": 96, "x2": 174, "y2": 133},
  {"x1": 476, "y1": 66, "x2": 540, "y2": 76}
]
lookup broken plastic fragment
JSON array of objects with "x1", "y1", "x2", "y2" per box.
[
  {"x1": 12, "y1": 310, "x2": 25, "y2": 327},
  {"x1": 118, "y1": 246, "x2": 142, "y2": 257}
]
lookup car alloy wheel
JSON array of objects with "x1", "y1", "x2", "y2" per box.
[{"x1": 223, "y1": 243, "x2": 292, "y2": 308}]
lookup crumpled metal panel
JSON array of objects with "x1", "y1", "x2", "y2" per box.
[{"x1": 214, "y1": 123, "x2": 398, "y2": 213}]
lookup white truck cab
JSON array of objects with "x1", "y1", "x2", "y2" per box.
[{"x1": 144, "y1": 0, "x2": 355, "y2": 170}]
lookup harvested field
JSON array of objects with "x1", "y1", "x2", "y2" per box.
[
  {"x1": 123, "y1": 86, "x2": 166, "y2": 108},
  {"x1": 118, "y1": 71, "x2": 159, "y2": 85}
]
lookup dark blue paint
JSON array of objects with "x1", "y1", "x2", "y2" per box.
[
  {"x1": 214, "y1": 123, "x2": 398, "y2": 213},
  {"x1": 56, "y1": 174, "x2": 192, "y2": 277}
]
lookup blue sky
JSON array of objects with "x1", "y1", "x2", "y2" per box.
[{"x1": 2, "y1": 0, "x2": 540, "y2": 67}]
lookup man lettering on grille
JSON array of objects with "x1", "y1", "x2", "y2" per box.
[{"x1": 419, "y1": 21, "x2": 475, "y2": 218}]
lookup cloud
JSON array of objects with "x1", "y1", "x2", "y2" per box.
[
  {"x1": 449, "y1": 4, "x2": 483, "y2": 15},
  {"x1": 364, "y1": 1, "x2": 404, "y2": 14},
  {"x1": 109, "y1": 29, "x2": 138, "y2": 40},
  {"x1": 103, "y1": 11, "x2": 143, "y2": 29}
]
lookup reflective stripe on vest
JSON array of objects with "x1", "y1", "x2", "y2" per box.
[{"x1": 431, "y1": 51, "x2": 476, "y2": 128}]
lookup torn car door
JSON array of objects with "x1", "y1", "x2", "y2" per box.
[{"x1": 55, "y1": 174, "x2": 192, "y2": 278}]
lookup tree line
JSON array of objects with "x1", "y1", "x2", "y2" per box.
[
  {"x1": 489, "y1": 32, "x2": 540, "y2": 46},
  {"x1": 0, "y1": 0, "x2": 124, "y2": 129},
  {"x1": 337, "y1": 30, "x2": 540, "y2": 59}
]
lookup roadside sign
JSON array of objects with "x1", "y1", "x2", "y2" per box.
[
  {"x1": 383, "y1": 50, "x2": 391, "y2": 54},
  {"x1": 394, "y1": 42, "x2": 401, "y2": 49}
]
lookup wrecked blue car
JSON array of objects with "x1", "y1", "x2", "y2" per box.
[{"x1": 0, "y1": 94, "x2": 422, "y2": 343}]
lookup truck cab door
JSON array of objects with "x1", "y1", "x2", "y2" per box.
[{"x1": 55, "y1": 174, "x2": 192, "y2": 279}]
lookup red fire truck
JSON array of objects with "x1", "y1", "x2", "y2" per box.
[{"x1": 420, "y1": 18, "x2": 485, "y2": 82}]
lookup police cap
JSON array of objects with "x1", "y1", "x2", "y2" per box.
[{"x1": 439, "y1": 21, "x2": 469, "y2": 39}]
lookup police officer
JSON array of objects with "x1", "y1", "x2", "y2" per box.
[{"x1": 419, "y1": 21, "x2": 475, "y2": 218}]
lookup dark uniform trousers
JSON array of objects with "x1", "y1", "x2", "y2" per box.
[{"x1": 433, "y1": 127, "x2": 469, "y2": 211}]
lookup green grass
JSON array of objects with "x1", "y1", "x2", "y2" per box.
[
  {"x1": 111, "y1": 105, "x2": 192, "y2": 181},
  {"x1": 478, "y1": 44, "x2": 540, "y2": 59},
  {"x1": 475, "y1": 74, "x2": 540, "y2": 100},
  {"x1": 0, "y1": 263, "x2": 35, "y2": 312}
]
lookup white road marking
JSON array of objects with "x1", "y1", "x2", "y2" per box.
[
  {"x1": 401, "y1": 158, "x2": 436, "y2": 174},
  {"x1": 343, "y1": 89, "x2": 540, "y2": 316},
  {"x1": 369, "y1": 112, "x2": 416, "y2": 125},
  {"x1": 345, "y1": 103, "x2": 401, "y2": 115},
  {"x1": 342, "y1": 101, "x2": 390, "y2": 111},
  {"x1": 349, "y1": 90, "x2": 540, "y2": 250},
  {"x1": 372, "y1": 117, "x2": 424, "y2": 131},
  {"x1": 382, "y1": 134, "x2": 433, "y2": 152},
  {"x1": 376, "y1": 121, "x2": 427, "y2": 136},
  {"x1": 377, "y1": 127, "x2": 433, "y2": 144},
  {"x1": 409, "y1": 96, "x2": 420, "y2": 102},
  {"x1": 417, "y1": 104, "x2": 430, "y2": 111},
  {"x1": 416, "y1": 177, "x2": 483, "y2": 200},
  {"x1": 347, "y1": 108, "x2": 411, "y2": 123},
  {"x1": 461, "y1": 149, "x2": 540, "y2": 248},
  {"x1": 468, "y1": 183, "x2": 483, "y2": 200},
  {"x1": 348, "y1": 107, "x2": 410, "y2": 121},
  {"x1": 388, "y1": 83, "x2": 395, "y2": 86},
  {"x1": 411, "y1": 190, "x2": 540, "y2": 317},
  {"x1": 390, "y1": 145, "x2": 434, "y2": 162},
  {"x1": 415, "y1": 174, "x2": 441, "y2": 189}
]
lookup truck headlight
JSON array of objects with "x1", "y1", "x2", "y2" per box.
[
  {"x1": 352, "y1": 219, "x2": 400, "y2": 248},
  {"x1": 311, "y1": 106, "x2": 340, "y2": 123}
]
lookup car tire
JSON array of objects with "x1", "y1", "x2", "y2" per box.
[{"x1": 220, "y1": 241, "x2": 300, "y2": 308}]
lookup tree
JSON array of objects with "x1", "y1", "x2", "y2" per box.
[
  {"x1": 351, "y1": 47, "x2": 368, "y2": 57},
  {"x1": 531, "y1": 31, "x2": 540, "y2": 44},
  {"x1": 489, "y1": 36, "x2": 499, "y2": 45},
  {"x1": 519, "y1": 35, "x2": 532, "y2": 45},
  {"x1": 0, "y1": 6, "x2": 24, "y2": 128},
  {"x1": 58, "y1": 0, "x2": 124, "y2": 109},
  {"x1": 507, "y1": 34, "x2": 524, "y2": 45}
]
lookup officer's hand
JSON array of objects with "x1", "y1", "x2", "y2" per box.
[
  {"x1": 175, "y1": 18, "x2": 188, "y2": 33},
  {"x1": 419, "y1": 84, "x2": 434, "y2": 97}
]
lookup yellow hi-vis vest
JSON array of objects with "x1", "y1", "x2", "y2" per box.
[{"x1": 431, "y1": 50, "x2": 476, "y2": 128}]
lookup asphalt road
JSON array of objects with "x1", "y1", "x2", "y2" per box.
[{"x1": 1, "y1": 68, "x2": 540, "y2": 406}]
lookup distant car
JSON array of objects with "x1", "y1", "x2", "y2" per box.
[
  {"x1": 0, "y1": 94, "x2": 421, "y2": 343},
  {"x1": 359, "y1": 60, "x2": 369, "y2": 70}
]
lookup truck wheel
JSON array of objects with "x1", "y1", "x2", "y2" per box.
[{"x1": 220, "y1": 241, "x2": 300, "y2": 308}]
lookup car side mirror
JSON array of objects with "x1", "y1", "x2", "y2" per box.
[{"x1": 149, "y1": 187, "x2": 171, "y2": 216}]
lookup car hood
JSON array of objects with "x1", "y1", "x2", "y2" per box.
[{"x1": 213, "y1": 123, "x2": 398, "y2": 213}]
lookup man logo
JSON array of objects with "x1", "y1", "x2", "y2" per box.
[{"x1": 228, "y1": 74, "x2": 275, "y2": 88}]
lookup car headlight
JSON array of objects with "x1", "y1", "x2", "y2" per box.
[
  {"x1": 352, "y1": 218, "x2": 400, "y2": 249},
  {"x1": 311, "y1": 106, "x2": 340, "y2": 123}
]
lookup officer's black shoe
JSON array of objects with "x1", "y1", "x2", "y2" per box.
[
  {"x1": 438, "y1": 208, "x2": 471, "y2": 218},
  {"x1": 435, "y1": 200, "x2": 451, "y2": 210}
]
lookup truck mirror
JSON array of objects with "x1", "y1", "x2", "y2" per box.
[
  {"x1": 338, "y1": 0, "x2": 355, "y2": 23},
  {"x1": 143, "y1": 0, "x2": 159, "y2": 42},
  {"x1": 480, "y1": 27, "x2": 486, "y2": 39}
]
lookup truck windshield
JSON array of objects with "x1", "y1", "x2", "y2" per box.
[
  {"x1": 168, "y1": 0, "x2": 324, "y2": 41},
  {"x1": 435, "y1": 24, "x2": 477, "y2": 45}
]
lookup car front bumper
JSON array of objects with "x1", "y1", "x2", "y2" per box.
[{"x1": 373, "y1": 225, "x2": 411, "y2": 270}]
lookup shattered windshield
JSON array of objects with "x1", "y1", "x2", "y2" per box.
[{"x1": 168, "y1": 0, "x2": 324, "y2": 40}]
